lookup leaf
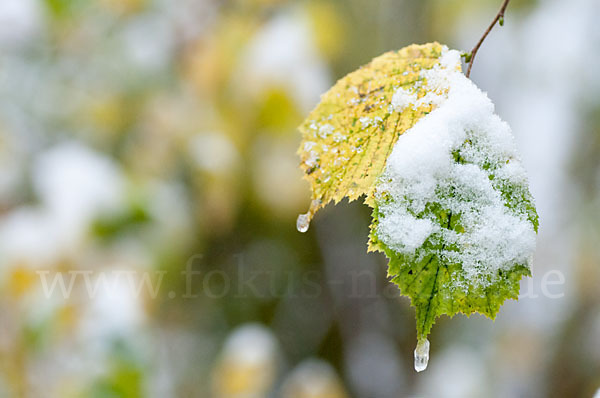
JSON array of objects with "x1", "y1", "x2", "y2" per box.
[
  {"x1": 297, "y1": 43, "x2": 538, "y2": 364},
  {"x1": 297, "y1": 42, "x2": 450, "y2": 223}
]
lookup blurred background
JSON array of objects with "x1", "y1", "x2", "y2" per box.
[{"x1": 0, "y1": 0, "x2": 598, "y2": 397}]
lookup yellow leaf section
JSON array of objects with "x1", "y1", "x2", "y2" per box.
[{"x1": 297, "y1": 42, "x2": 447, "y2": 226}]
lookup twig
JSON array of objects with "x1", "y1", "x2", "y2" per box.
[{"x1": 465, "y1": 0, "x2": 511, "y2": 78}]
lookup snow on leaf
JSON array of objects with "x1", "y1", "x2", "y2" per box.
[
  {"x1": 368, "y1": 47, "x2": 538, "y2": 344},
  {"x1": 297, "y1": 42, "x2": 453, "y2": 226}
]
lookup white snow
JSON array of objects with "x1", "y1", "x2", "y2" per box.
[
  {"x1": 189, "y1": 132, "x2": 240, "y2": 174},
  {"x1": 80, "y1": 269, "x2": 146, "y2": 339},
  {"x1": 280, "y1": 358, "x2": 346, "y2": 397},
  {"x1": 375, "y1": 47, "x2": 537, "y2": 288},
  {"x1": 121, "y1": 15, "x2": 174, "y2": 72},
  {"x1": 237, "y1": 10, "x2": 331, "y2": 113},
  {"x1": 0, "y1": 0, "x2": 41, "y2": 48},
  {"x1": 378, "y1": 209, "x2": 436, "y2": 253},
  {"x1": 221, "y1": 324, "x2": 278, "y2": 366},
  {"x1": 0, "y1": 142, "x2": 126, "y2": 266},
  {"x1": 318, "y1": 123, "x2": 335, "y2": 139},
  {"x1": 391, "y1": 88, "x2": 416, "y2": 112}
]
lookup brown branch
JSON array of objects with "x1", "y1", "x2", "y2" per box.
[{"x1": 465, "y1": 0, "x2": 511, "y2": 78}]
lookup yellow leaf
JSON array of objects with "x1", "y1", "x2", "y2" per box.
[{"x1": 297, "y1": 42, "x2": 450, "y2": 229}]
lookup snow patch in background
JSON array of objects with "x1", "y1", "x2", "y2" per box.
[
  {"x1": 237, "y1": 10, "x2": 331, "y2": 113},
  {"x1": 0, "y1": 142, "x2": 125, "y2": 266},
  {"x1": 0, "y1": 0, "x2": 42, "y2": 48}
]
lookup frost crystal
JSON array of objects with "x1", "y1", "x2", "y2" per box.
[{"x1": 375, "y1": 48, "x2": 537, "y2": 290}]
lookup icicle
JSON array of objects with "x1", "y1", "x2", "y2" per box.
[
  {"x1": 414, "y1": 338, "x2": 430, "y2": 372},
  {"x1": 296, "y1": 199, "x2": 321, "y2": 233}
]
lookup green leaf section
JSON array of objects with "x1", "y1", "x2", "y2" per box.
[
  {"x1": 369, "y1": 138, "x2": 539, "y2": 341},
  {"x1": 370, "y1": 208, "x2": 531, "y2": 341}
]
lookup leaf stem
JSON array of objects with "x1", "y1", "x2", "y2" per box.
[{"x1": 465, "y1": 0, "x2": 511, "y2": 78}]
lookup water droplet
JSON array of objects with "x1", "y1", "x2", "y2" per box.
[
  {"x1": 296, "y1": 199, "x2": 321, "y2": 233},
  {"x1": 296, "y1": 213, "x2": 310, "y2": 233},
  {"x1": 414, "y1": 338, "x2": 430, "y2": 372}
]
